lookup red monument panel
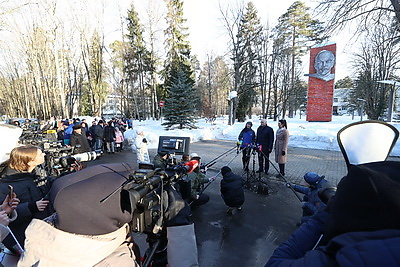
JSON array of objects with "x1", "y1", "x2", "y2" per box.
[{"x1": 306, "y1": 43, "x2": 336, "y2": 122}]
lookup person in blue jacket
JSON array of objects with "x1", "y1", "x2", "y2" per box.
[
  {"x1": 266, "y1": 161, "x2": 400, "y2": 267},
  {"x1": 238, "y1": 121, "x2": 256, "y2": 171},
  {"x1": 287, "y1": 172, "x2": 331, "y2": 224}
]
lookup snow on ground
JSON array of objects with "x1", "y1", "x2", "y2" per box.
[{"x1": 124, "y1": 115, "x2": 400, "y2": 157}]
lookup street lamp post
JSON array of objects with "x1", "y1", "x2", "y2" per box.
[
  {"x1": 377, "y1": 80, "x2": 399, "y2": 122},
  {"x1": 228, "y1": 91, "x2": 237, "y2": 125}
]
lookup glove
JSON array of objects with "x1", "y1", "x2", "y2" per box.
[
  {"x1": 237, "y1": 140, "x2": 242, "y2": 147},
  {"x1": 282, "y1": 151, "x2": 285, "y2": 156},
  {"x1": 208, "y1": 176, "x2": 215, "y2": 182},
  {"x1": 142, "y1": 138, "x2": 147, "y2": 143},
  {"x1": 285, "y1": 183, "x2": 291, "y2": 188}
]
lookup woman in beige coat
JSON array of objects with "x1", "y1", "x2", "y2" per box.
[{"x1": 274, "y1": 119, "x2": 289, "y2": 177}]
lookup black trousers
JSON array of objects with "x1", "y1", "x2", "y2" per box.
[
  {"x1": 257, "y1": 146, "x2": 270, "y2": 173},
  {"x1": 279, "y1": 163, "x2": 285, "y2": 176},
  {"x1": 242, "y1": 148, "x2": 251, "y2": 169}
]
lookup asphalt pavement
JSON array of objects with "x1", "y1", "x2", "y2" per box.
[{"x1": 88, "y1": 140, "x2": 398, "y2": 266}]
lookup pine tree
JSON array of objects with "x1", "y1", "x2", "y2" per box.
[
  {"x1": 162, "y1": 63, "x2": 197, "y2": 129},
  {"x1": 235, "y1": 2, "x2": 263, "y2": 122},
  {"x1": 273, "y1": 1, "x2": 325, "y2": 117},
  {"x1": 162, "y1": 0, "x2": 197, "y2": 128},
  {"x1": 125, "y1": 3, "x2": 153, "y2": 120}
]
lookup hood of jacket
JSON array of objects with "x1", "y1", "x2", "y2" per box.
[
  {"x1": 18, "y1": 219, "x2": 130, "y2": 267},
  {"x1": 321, "y1": 229, "x2": 400, "y2": 266}
]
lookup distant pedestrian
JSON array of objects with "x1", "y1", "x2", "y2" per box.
[
  {"x1": 94, "y1": 120, "x2": 105, "y2": 150},
  {"x1": 115, "y1": 127, "x2": 124, "y2": 152},
  {"x1": 220, "y1": 166, "x2": 245, "y2": 215},
  {"x1": 103, "y1": 121, "x2": 116, "y2": 154},
  {"x1": 274, "y1": 119, "x2": 289, "y2": 177},
  {"x1": 255, "y1": 119, "x2": 274, "y2": 175},
  {"x1": 135, "y1": 129, "x2": 150, "y2": 163}
]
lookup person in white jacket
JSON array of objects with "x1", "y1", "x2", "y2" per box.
[{"x1": 135, "y1": 129, "x2": 150, "y2": 163}]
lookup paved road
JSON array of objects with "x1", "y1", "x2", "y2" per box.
[{"x1": 90, "y1": 140, "x2": 399, "y2": 266}]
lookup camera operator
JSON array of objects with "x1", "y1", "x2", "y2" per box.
[
  {"x1": 18, "y1": 163, "x2": 198, "y2": 267},
  {"x1": 0, "y1": 145, "x2": 54, "y2": 255},
  {"x1": 70, "y1": 124, "x2": 91, "y2": 154},
  {"x1": 153, "y1": 151, "x2": 168, "y2": 170},
  {"x1": 185, "y1": 153, "x2": 213, "y2": 207},
  {"x1": 266, "y1": 161, "x2": 400, "y2": 266},
  {"x1": 238, "y1": 121, "x2": 256, "y2": 171}
]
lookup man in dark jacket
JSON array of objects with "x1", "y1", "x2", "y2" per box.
[
  {"x1": 153, "y1": 151, "x2": 168, "y2": 170},
  {"x1": 103, "y1": 121, "x2": 116, "y2": 153},
  {"x1": 94, "y1": 120, "x2": 105, "y2": 150},
  {"x1": 220, "y1": 166, "x2": 244, "y2": 215},
  {"x1": 255, "y1": 119, "x2": 274, "y2": 175},
  {"x1": 70, "y1": 124, "x2": 91, "y2": 154},
  {"x1": 266, "y1": 161, "x2": 400, "y2": 267}
]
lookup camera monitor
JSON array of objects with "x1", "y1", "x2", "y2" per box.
[{"x1": 157, "y1": 136, "x2": 190, "y2": 155}]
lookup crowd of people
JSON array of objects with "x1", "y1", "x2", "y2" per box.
[
  {"x1": 2, "y1": 117, "x2": 400, "y2": 266},
  {"x1": 12, "y1": 117, "x2": 134, "y2": 155}
]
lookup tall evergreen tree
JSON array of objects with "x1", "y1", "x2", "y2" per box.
[
  {"x1": 162, "y1": 63, "x2": 197, "y2": 129},
  {"x1": 235, "y1": 2, "x2": 263, "y2": 121},
  {"x1": 81, "y1": 30, "x2": 107, "y2": 117},
  {"x1": 162, "y1": 0, "x2": 197, "y2": 128},
  {"x1": 273, "y1": 1, "x2": 325, "y2": 117},
  {"x1": 125, "y1": 3, "x2": 153, "y2": 120}
]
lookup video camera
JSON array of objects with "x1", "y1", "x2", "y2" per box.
[
  {"x1": 42, "y1": 141, "x2": 102, "y2": 176},
  {"x1": 103, "y1": 161, "x2": 198, "y2": 235},
  {"x1": 157, "y1": 136, "x2": 190, "y2": 167}
]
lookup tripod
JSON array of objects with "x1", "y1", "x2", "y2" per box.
[{"x1": 241, "y1": 148, "x2": 271, "y2": 194}]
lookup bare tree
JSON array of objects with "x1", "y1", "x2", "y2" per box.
[{"x1": 317, "y1": 0, "x2": 400, "y2": 38}]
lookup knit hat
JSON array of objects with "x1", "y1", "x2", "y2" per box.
[
  {"x1": 221, "y1": 166, "x2": 231, "y2": 176},
  {"x1": 190, "y1": 152, "x2": 200, "y2": 159},
  {"x1": 49, "y1": 163, "x2": 135, "y2": 235},
  {"x1": 158, "y1": 151, "x2": 168, "y2": 157},
  {"x1": 324, "y1": 161, "x2": 400, "y2": 240}
]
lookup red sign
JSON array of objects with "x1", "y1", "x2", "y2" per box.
[{"x1": 159, "y1": 101, "x2": 165, "y2": 107}]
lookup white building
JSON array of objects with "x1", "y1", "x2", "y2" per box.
[{"x1": 333, "y1": 88, "x2": 351, "y2": 115}]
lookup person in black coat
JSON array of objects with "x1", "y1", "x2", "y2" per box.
[
  {"x1": 103, "y1": 121, "x2": 116, "y2": 153},
  {"x1": 255, "y1": 119, "x2": 274, "y2": 175},
  {"x1": 0, "y1": 145, "x2": 54, "y2": 254},
  {"x1": 220, "y1": 166, "x2": 245, "y2": 215},
  {"x1": 70, "y1": 124, "x2": 91, "y2": 154}
]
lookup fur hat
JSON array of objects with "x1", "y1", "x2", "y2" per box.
[
  {"x1": 72, "y1": 124, "x2": 82, "y2": 130},
  {"x1": 324, "y1": 161, "x2": 400, "y2": 240},
  {"x1": 221, "y1": 166, "x2": 231, "y2": 176}
]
